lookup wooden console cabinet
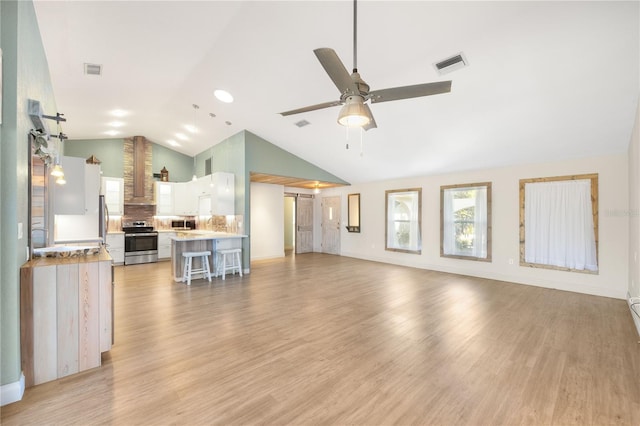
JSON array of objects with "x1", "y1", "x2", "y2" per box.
[{"x1": 20, "y1": 251, "x2": 113, "y2": 387}]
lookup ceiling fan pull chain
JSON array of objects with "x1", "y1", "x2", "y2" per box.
[
  {"x1": 360, "y1": 127, "x2": 364, "y2": 157},
  {"x1": 345, "y1": 125, "x2": 350, "y2": 149}
]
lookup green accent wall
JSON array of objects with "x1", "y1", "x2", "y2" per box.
[
  {"x1": 152, "y1": 143, "x2": 193, "y2": 183},
  {"x1": 63, "y1": 138, "x2": 125, "y2": 178},
  {"x1": 194, "y1": 130, "x2": 349, "y2": 268},
  {"x1": 1, "y1": 0, "x2": 58, "y2": 388},
  {"x1": 244, "y1": 131, "x2": 349, "y2": 185},
  {"x1": 64, "y1": 138, "x2": 194, "y2": 182}
]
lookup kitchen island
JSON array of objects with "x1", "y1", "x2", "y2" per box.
[
  {"x1": 170, "y1": 231, "x2": 247, "y2": 282},
  {"x1": 20, "y1": 246, "x2": 113, "y2": 387}
]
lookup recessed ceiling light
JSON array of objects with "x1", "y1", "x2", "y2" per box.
[
  {"x1": 184, "y1": 124, "x2": 198, "y2": 134},
  {"x1": 108, "y1": 121, "x2": 125, "y2": 127},
  {"x1": 110, "y1": 109, "x2": 128, "y2": 117},
  {"x1": 175, "y1": 133, "x2": 189, "y2": 141},
  {"x1": 214, "y1": 89, "x2": 234, "y2": 103},
  {"x1": 167, "y1": 139, "x2": 180, "y2": 147},
  {"x1": 104, "y1": 130, "x2": 120, "y2": 136}
]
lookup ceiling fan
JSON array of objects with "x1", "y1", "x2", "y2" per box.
[{"x1": 279, "y1": 0, "x2": 452, "y2": 130}]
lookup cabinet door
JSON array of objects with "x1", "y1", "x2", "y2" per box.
[
  {"x1": 158, "y1": 232, "x2": 175, "y2": 259},
  {"x1": 154, "y1": 182, "x2": 174, "y2": 216},
  {"x1": 85, "y1": 164, "x2": 101, "y2": 215},
  {"x1": 101, "y1": 177, "x2": 124, "y2": 216},
  {"x1": 195, "y1": 175, "x2": 213, "y2": 198},
  {"x1": 212, "y1": 172, "x2": 234, "y2": 215},
  {"x1": 106, "y1": 233, "x2": 125, "y2": 264},
  {"x1": 174, "y1": 182, "x2": 197, "y2": 216},
  {"x1": 54, "y1": 158, "x2": 100, "y2": 215},
  {"x1": 54, "y1": 156, "x2": 85, "y2": 215}
]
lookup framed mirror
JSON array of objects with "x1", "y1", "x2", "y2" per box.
[{"x1": 346, "y1": 193, "x2": 360, "y2": 232}]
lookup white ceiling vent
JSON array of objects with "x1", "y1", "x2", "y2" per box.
[
  {"x1": 294, "y1": 119, "x2": 310, "y2": 128},
  {"x1": 84, "y1": 63, "x2": 102, "y2": 76},
  {"x1": 434, "y1": 53, "x2": 468, "y2": 75}
]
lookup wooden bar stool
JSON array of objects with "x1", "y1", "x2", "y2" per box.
[
  {"x1": 182, "y1": 251, "x2": 212, "y2": 285},
  {"x1": 217, "y1": 248, "x2": 242, "y2": 280}
]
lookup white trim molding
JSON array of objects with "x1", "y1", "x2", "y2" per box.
[{"x1": 0, "y1": 373, "x2": 25, "y2": 406}]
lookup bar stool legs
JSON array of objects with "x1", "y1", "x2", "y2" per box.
[
  {"x1": 182, "y1": 251, "x2": 212, "y2": 285},
  {"x1": 217, "y1": 249, "x2": 243, "y2": 280}
]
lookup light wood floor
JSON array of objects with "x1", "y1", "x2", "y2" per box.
[{"x1": 2, "y1": 254, "x2": 639, "y2": 425}]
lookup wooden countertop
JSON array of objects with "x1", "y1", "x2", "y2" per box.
[
  {"x1": 171, "y1": 231, "x2": 247, "y2": 242},
  {"x1": 22, "y1": 247, "x2": 112, "y2": 268}
]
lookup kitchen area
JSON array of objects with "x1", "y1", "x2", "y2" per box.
[
  {"x1": 24, "y1": 131, "x2": 246, "y2": 389},
  {"x1": 32, "y1": 134, "x2": 246, "y2": 270}
]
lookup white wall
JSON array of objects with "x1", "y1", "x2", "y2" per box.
[
  {"x1": 284, "y1": 196, "x2": 294, "y2": 250},
  {"x1": 319, "y1": 154, "x2": 629, "y2": 299},
  {"x1": 628, "y1": 98, "x2": 640, "y2": 335},
  {"x1": 250, "y1": 182, "x2": 284, "y2": 260}
]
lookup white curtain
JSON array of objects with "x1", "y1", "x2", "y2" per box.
[
  {"x1": 473, "y1": 187, "x2": 488, "y2": 258},
  {"x1": 443, "y1": 191, "x2": 455, "y2": 254},
  {"x1": 408, "y1": 193, "x2": 421, "y2": 251},
  {"x1": 524, "y1": 179, "x2": 598, "y2": 271},
  {"x1": 442, "y1": 187, "x2": 488, "y2": 258}
]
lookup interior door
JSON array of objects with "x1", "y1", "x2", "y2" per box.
[
  {"x1": 322, "y1": 196, "x2": 341, "y2": 255},
  {"x1": 296, "y1": 196, "x2": 314, "y2": 254}
]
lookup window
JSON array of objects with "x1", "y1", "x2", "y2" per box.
[
  {"x1": 441, "y1": 182, "x2": 492, "y2": 261},
  {"x1": 386, "y1": 188, "x2": 421, "y2": 254},
  {"x1": 520, "y1": 174, "x2": 598, "y2": 273}
]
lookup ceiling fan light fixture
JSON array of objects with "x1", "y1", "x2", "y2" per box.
[{"x1": 337, "y1": 96, "x2": 370, "y2": 127}]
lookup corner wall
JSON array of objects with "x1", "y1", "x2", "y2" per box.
[
  {"x1": 1, "y1": 0, "x2": 57, "y2": 403},
  {"x1": 628, "y1": 97, "x2": 640, "y2": 335},
  {"x1": 320, "y1": 153, "x2": 628, "y2": 300}
]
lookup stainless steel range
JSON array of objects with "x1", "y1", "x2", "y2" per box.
[{"x1": 123, "y1": 221, "x2": 158, "y2": 265}]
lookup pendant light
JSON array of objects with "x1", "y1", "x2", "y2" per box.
[
  {"x1": 50, "y1": 121, "x2": 66, "y2": 184},
  {"x1": 191, "y1": 104, "x2": 199, "y2": 182}
]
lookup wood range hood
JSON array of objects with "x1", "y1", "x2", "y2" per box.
[{"x1": 123, "y1": 136, "x2": 155, "y2": 205}]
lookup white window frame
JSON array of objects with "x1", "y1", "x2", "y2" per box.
[
  {"x1": 440, "y1": 182, "x2": 492, "y2": 261},
  {"x1": 385, "y1": 188, "x2": 422, "y2": 254}
]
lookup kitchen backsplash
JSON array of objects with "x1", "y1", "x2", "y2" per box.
[
  {"x1": 154, "y1": 215, "x2": 243, "y2": 233},
  {"x1": 123, "y1": 204, "x2": 155, "y2": 225}
]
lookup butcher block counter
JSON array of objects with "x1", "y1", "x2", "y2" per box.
[
  {"x1": 20, "y1": 247, "x2": 113, "y2": 387},
  {"x1": 170, "y1": 231, "x2": 247, "y2": 282}
]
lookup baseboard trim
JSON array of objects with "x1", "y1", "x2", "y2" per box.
[
  {"x1": 0, "y1": 372, "x2": 25, "y2": 406},
  {"x1": 628, "y1": 292, "x2": 640, "y2": 338}
]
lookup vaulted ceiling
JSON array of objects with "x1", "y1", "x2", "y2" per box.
[{"x1": 33, "y1": 1, "x2": 639, "y2": 185}]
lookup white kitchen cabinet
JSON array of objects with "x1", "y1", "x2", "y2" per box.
[
  {"x1": 154, "y1": 181, "x2": 174, "y2": 216},
  {"x1": 212, "y1": 172, "x2": 235, "y2": 215},
  {"x1": 106, "y1": 233, "x2": 125, "y2": 265},
  {"x1": 174, "y1": 182, "x2": 197, "y2": 216},
  {"x1": 101, "y1": 177, "x2": 124, "y2": 216},
  {"x1": 54, "y1": 157, "x2": 101, "y2": 215},
  {"x1": 158, "y1": 231, "x2": 175, "y2": 260},
  {"x1": 195, "y1": 175, "x2": 213, "y2": 197}
]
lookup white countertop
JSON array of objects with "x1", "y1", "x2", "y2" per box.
[{"x1": 171, "y1": 231, "x2": 247, "y2": 242}]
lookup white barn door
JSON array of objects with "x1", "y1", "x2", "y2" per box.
[
  {"x1": 296, "y1": 196, "x2": 314, "y2": 254},
  {"x1": 322, "y1": 196, "x2": 341, "y2": 255}
]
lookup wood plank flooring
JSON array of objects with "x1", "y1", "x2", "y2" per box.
[{"x1": 2, "y1": 253, "x2": 639, "y2": 425}]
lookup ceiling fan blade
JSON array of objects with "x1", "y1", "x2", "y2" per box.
[
  {"x1": 314, "y1": 48, "x2": 358, "y2": 96},
  {"x1": 369, "y1": 81, "x2": 452, "y2": 104},
  {"x1": 279, "y1": 100, "x2": 343, "y2": 116},
  {"x1": 363, "y1": 104, "x2": 377, "y2": 131}
]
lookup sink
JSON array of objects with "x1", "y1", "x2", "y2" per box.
[{"x1": 32, "y1": 245, "x2": 101, "y2": 258}]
